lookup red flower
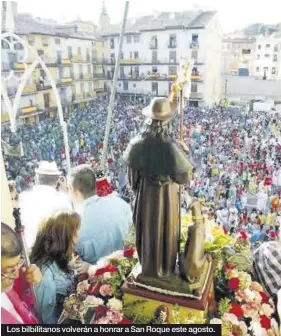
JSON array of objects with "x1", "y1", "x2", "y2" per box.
[
  {"x1": 95, "y1": 305, "x2": 109, "y2": 320},
  {"x1": 239, "y1": 231, "x2": 248, "y2": 240},
  {"x1": 228, "y1": 278, "x2": 240, "y2": 291},
  {"x1": 88, "y1": 283, "x2": 101, "y2": 295},
  {"x1": 123, "y1": 247, "x2": 135, "y2": 258},
  {"x1": 224, "y1": 264, "x2": 234, "y2": 271},
  {"x1": 229, "y1": 303, "x2": 244, "y2": 318},
  {"x1": 119, "y1": 319, "x2": 132, "y2": 324},
  {"x1": 95, "y1": 265, "x2": 118, "y2": 277},
  {"x1": 260, "y1": 292, "x2": 268, "y2": 304},
  {"x1": 260, "y1": 315, "x2": 271, "y2": 330},
  {"x1": 223, "y1": 226, "x2": 228, "y2": 234}
]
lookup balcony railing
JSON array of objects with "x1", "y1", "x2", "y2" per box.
[
  {"x1": 21, "y1": 106, "x2": 37, "y2": 114},
  {"x1": 23, "y1": 84, "x2": 37, "y2": 94},
  {"x1": 120, "y1": 58, "x2": 140, "y2": 64},
  {"x1": 190, "y1": 42, "x2": 199, "y2": 49},
  {"x1": 57, "y1": 77, "x2": 73, "y2": 85},
  {"x1": 168, "y1": 73, "x2": 177, "y2": 79},
  {"x1": 37, "y1": 102, "x2": 57, "y2": 111},
  {"x1": 72, "y1": 55, "x2": 84, "y2": 62},
  {"x1": 168, "y1": 41, "x2": 177, "y2": 48},
  {"x1": 191, "y1": 73, "x2": 201, "y2": 81},
  {"x1": 1, "y1": 112, "x2": 9, "y2": 123},
  {"x1": 149, "y1": 41, "x2": 158, "y2": 49},
  {"x1": 13, "y1": 62, "x2": 25, "y2": 70},
  {"x1": 83, "y1": 73, "x2": 92, "y2": 80},
  {"x1": 36, "y1": 79, "x2": 52, "y2": 90},
  {"x1": 93, "y1": 73, "x2": 106, "y2": 78},
  {"x1": 58, "y1": 59, "x2": 71, "y2": 66},
  {"x1": 190, "y1": 92, "x2": 204, "y2": 100}
]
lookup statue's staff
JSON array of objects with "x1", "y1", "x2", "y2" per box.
[
  {"x1": 168, "y1": 59, "x2": 193, "y2": 256},
  {"x1": 101, "y1": 1, "x2": 130, "y2": 171},
  {"x1": 13, "y1": 208, "x2": 41, "y2": 323}
]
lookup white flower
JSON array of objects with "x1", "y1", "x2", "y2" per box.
[
  {"x1": 103, "y1": 272, "x2": 112, "y2": 280},
  {"x1": 107, "y1": 298, "x2": 123, "y2": 311},
  {"x1": 84, "y1": 296, "x2": 104, "y2": 307},
  {"x1": 133, "y1": 250, "x2": 138, "y2": 259},
  {"x1": 88, "y1": 265, "x2": 99, "y2": 277},
  {"x1": 210, "y1": 318, "x2": 222, "y2": 324},
  {"x1": 259, "y1": 303, "x2": 274, "y2": 317},
  {"x1": 250, "y1": 321, "x2": 265, "y2": 336},
  {"x1": 222, "y1": 313, "x2": 238, "y2": 325}
]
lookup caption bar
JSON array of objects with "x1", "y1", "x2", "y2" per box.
[{"x1": 2, "y1": 325, "x2": 221, "y2": 335}]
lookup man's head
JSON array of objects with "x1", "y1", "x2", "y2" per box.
[
  {"x1": 69, "y1": 164, "x2": 96, "y2": 203},
  {"x1": 35, "y1": 161, "x2": 61, "y2": 187},
  {"x1": 1, "y1": 223, "x2": 23, "y2": 292}
]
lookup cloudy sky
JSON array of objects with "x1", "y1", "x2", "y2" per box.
[{"x1": 16, "y1": 0, "x2": 280, "y2": 33}]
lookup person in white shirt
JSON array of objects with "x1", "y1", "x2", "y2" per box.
[{"x1": 19, "y1": 161, "x2": 72, "y2": 250}]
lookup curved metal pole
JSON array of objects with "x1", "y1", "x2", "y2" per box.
[{"x1": 101, "y1": 1, "x2": 130, "y2": 170}]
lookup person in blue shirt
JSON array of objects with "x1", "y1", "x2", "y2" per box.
[
  {"x1": 69, "y1": 165, "x2": 132, "y2": 265},
  {"x1": 30, "y1": 211, "x2": 80, "y2": 324}
]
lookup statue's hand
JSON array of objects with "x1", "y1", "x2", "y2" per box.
[{"x1": 186, "y1": 197, "x2": 201, "y2": 216}]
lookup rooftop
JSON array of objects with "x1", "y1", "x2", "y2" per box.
[{"x1": 101, "y1": 10, "x2": 217, "y2": 36}]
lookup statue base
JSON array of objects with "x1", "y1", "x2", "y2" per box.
[{"x1": 121, "y1": 263, "x2": 215, "y2": 323}]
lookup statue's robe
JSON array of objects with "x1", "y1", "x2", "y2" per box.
[{"x1": 124, "y1": 135, "x2": 193, "y2": 277}]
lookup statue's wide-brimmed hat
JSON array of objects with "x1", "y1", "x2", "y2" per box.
[
  {"x1": 35, "y1": 161, "x2": 61, "y2": 176},
  {"x1": 142, "y1": 97, "x2": 176, "y2": 121}
]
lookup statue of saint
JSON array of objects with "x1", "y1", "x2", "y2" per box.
[{"x1": 123, "y1": 97, "x2": 193, "y2": 279}]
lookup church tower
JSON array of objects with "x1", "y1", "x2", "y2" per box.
[{"x1": 99, "y1": 1, "x2": 110, "y2": 32}]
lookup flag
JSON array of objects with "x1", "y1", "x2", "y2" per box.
[{"x1": 2, "y1": 140, "x2": 24, "y2": 157}]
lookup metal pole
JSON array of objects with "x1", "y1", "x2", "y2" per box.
[{"x1": 101, "y1": 1, "x2": 130, "y2": 169}]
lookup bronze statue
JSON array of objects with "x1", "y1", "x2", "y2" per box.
[{"x1": 123, "y1": 97, "x2": 193, "y2": 279}]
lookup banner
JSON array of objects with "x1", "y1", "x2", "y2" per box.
[
  {"x1": 2, "y1": 140, "x2": 24, "y2": 157},
  {"x1": 2, "y1": 324, "x2": 222, "y2": 336}
]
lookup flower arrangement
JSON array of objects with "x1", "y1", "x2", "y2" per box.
[
  {"x1": 60, "y1": 248, "x2": 138, "y2": 324},
  {"x1": 210, "y1": 263, "x2": 279, "y2": 336}
]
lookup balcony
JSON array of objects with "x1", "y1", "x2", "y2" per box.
[
  {"x1": 92, "y1": 57, "x2": 105, "y2": 64},
  {"x1": 95, "y1": 88, "x2": 104, "y2": 94},
  {"x1": 44, "y1": 57, "x2": 58, "y2": 67},
  {"x1": 149, "y1": 41, "x2": 158, "y2": 49},
  {"x1": 83, "y1": 73, "x2": 92, "y2": 80},
  {"x1": 93, "y1": 73, "x2": 106, "y2": 78},
  {"x1": 37, "y1": 102, "x2": 57, "y2": 112},
  {"x1": 1, "y1": 113, "x2": 10, "y2": 123},
  {"x1": 168, "y1": 73, "x2": 177, "y2": 80},
  {"x1": 120, "y1": 58, "x2": 140, "y2": 65},
  {"x1": 73, "y1": 92, "x2": 96, "y2": 103},
  {"x1": 21, "y1": 106, "x2": 37, "y2": 114},
  {"x1": 191, "y1": 73, "x2": 202, "y2": 81},
  {"x1": 36, "y1": 79, "x2": 52, "y2": 90},
  {"x1": 57, "y1": 77, "x2": 73, "y2": 86},
  {"x1": 72, "y1": 55, "x2": 88, "y2": 63},
  {"x1": 189, "y1": 92, "x2": 204, "y2": 100},
  {"x1": 168, "y1": 41, "x2": 177, "y2": 48},
  {"x1": 190, "y1": 41, "x2": 199, "y2": 50},
  {"x1": 13, "y1": 62, "x2": 25, "y2": 70},
  {"x1": 22, "y1": 84, "x2": 37, "y2": 94},
  {"x1": 59, "y1": 59, "x2": 72, "y2": 66}
]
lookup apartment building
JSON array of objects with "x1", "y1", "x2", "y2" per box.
[
  {"x1": 1, "y1": 2, "x2": 107, "y2": 125},
  {"x1": 254, "y1": 35, "x2": 281, "y2": 80},
  {"x1": 101, "y1": 10, "x2": 222, "y2": 106},
  {"x1": 221, "y1": 36, "x2": 256, "y2": 76}
]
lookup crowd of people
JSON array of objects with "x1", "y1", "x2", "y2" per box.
[{"x1": 1, "y1": 94, "x2": 281, "y2": 325}]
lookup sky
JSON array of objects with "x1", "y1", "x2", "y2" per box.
[{"x1": 16, "y1": 0, "x2": 280, "y2": 33}]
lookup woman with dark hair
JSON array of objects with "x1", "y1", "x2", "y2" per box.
[
  {"x1": 30, "y1": 211, "x2": 81, "y2": 324},
  {"x1": 1, "y1": 223, "x2": 41, "y2": 324}
]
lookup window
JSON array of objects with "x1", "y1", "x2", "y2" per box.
[
  {"x1": 110, "y1": 38, "x2": 114, "y2": 49},
  {"x1": 273, "y1": 55, "x2": 277, "y2": 61},
  {"x1": 152, "y1": 82, "x2": 158, "y2": 93},
  {"x1": 258, "y1": 45, "x2": 261, "y2": 49},
  {"x1": 14, "y1": 42, "x2": 23, "y2": 50},
  {"x1": 28, "y1": 35, "x2": 34, "y2": 45},
  {"x1": 134, "y1": 51, "x2": 139, "y2": 59},
  {"x1": 79, "y1": 65, "x2": 83, "y2": 79},
  {"x1": 264, "y1": 67, "x2": 268, "y2": 71},
  {"x1": 257, "y1": 54, "x2": 260, "y2": 60},
  {"x1": 134, "y1": 35, "x2": 140, "y2": 43},
  {"x1": 68, "y1": 46, "x2": 72, "y2": 59},
  {"x1": 42, "y1": 37, "x2": 48, "y2": 46},
  {"x1": 129, "y1": 51, "x2": 133, "y2": 59},
  {"x1": 126, "y1": 35, "x2": 132, "y2": 44},
  {"x1": 55, "y1": 38, "x2": 60, "y2": 45},
  {"x1": 133, "y1": 83, "x2": 136, "y2": 88},
  {"x1": 265, "y1": 44, "x2": 270, "y2": 48},
  {"x1": 120, "y1": 66, "x2": 125, "y2": 76},
  {"x1": 227, "y1": 44, "x2": 230, "y2": 50},
  {"x1": 242, "y1": 49, "x2": 251, "y2": 55},
  {"x1": 168, "y1": 65, "x2": 177, "y2": 75},
  {"x1": 150, "y1": 36, "x2": 158, "y2": 48},
  {"x1": 134, "y1": 66, "x2": 139, "y2": 77},
  {"x1": 38, "y1": 50, "x2": 44, "y2": 56},
  {"x1": 152, "y1": 50, "x2": 157, "y2": 63},
  {"x1": 152, "y1": 66, "x2": 158, "y2": 73},
  {"x1": 87, "y1": 64, "x2": 91, "y2": 74},
  {"x1": 169, "y1": 51, "x2": 176, "y2": 63},
  {"x1": 191, "y1": 83, "x2": 198, "y2": 92},
  {"x1": 86, "y1": 48, "x2": 90, "y2": 61},
  {"x1": 1, "y1": 40, "x2": 9, "y2": 49},
  {"x1": 274, "y1": 45, "x2": 278, "y2": 52},
  {"x1": 272, "y1": 67, "x2": 276, "y2": 74},
  {"x1": 265, "y1": 54, "x2": 270, "y2": 58},
  {"x1": 169, "y1": 34, "x2": 177, "y2": 48},
  {"x1": 81, "y1": 83, "x2": 84, "y2": 93},
  {"x1": 123, "y1": 81, "x2": 128, "y2": 90},
  {"x1": 256, "y1": 67, "x2": 260, "y2": 72},
  {"x1": 78, "y1": 47, "x2": 82, "y2": 55}
]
